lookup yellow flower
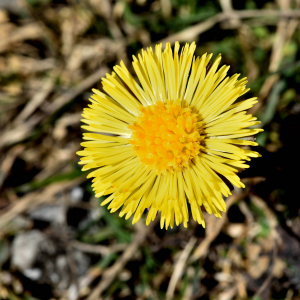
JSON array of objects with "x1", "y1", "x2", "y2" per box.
[{"x1": 77, "y1": 42, "x2": 263, "y2": 229}]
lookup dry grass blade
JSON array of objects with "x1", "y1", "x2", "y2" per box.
[
  {"x1": 13, "y1": 71, "x2": 58, "y2": 125},
  {"x1": 0, "y1": 23, "x2": 41, "y2": 53},
  {"x1": 220, "y1": 0, "x2": 259, "y2": 82},
  {"x1": 1, "y1": 1, "x2": 299, "y2": 298},
  {"x1": 46, "y1": 67, "x2": 109, "y2": 114},
  {"x1": 190, "y1": 193, "x2": 246, "y2": 262},
  {"x1": 87, "y1": 220, "x2": 158, "y2": 300},
  {"x1": 71, "y1": 240, "x2": 128, "y2": 256},
  {"x1": 0, "y1": 67, "x2": 109, "y2": 149},
  {"x1": 0, "y1": 176, "x2": 86, "y2": 230},
  {"x1": 249, "y1": 0, "x2": 300, "y2": 115},
  {"x1": 182, "y1": 267, "x2": 195, "y2": 300},
  {"x1": 166, "y1": 237, "x2": 196, "y2": 300},
  {"x1": 252, "y1": 243, "x2": 278, "y2": 299},
  {"x1": 160, "y1": 0, "x2": 172, "y2": 18},
  {"x1": 0, "y1": 114, "x2": 44, "y2": 150},
  {"x1": 0, "y1": 145, "x2": 24, "y2": 190}
]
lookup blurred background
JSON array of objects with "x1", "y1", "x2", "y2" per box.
[{"x1": 0, "y1": 0, "x2": 300, "y2": 299}]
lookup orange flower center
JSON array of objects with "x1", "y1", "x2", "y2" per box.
[{"x1": 129, "y1": 100, "x2": 204, "y2": 172}]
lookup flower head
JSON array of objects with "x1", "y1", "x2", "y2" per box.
[{"x1": 77, "y1": 42, "x2": 263, "y2": 229}]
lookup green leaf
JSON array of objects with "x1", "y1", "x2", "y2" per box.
[
  {"x1": 259, "y1": 80, "x2": 285, "y2": 126},
  {"x1": 14, "y1": 166, "x2": 85, "y2": 194}
]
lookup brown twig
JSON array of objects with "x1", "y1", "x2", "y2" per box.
[{"x1": 158, "y1": 9, "x2": 300, "y2": 46}]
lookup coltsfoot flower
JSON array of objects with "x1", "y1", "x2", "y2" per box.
[{"x1": 77, "y1": 42, "x2": 263, "y2": 229}]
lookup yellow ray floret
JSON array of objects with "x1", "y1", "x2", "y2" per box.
[{"x1": 77, "y1": 41, "x2": 263, "y2": 229}]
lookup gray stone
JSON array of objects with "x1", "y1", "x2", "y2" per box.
[
  {"x1": 29, "y1": 205, "x2": 63, "y2": 224},
  {"x1": 11, "y1": 230, "x2": 55, "y2": 271}
]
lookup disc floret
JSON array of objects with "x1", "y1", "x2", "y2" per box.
[{"x1": 129, "y1": 100, "x2": 204, "y2": 173}]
